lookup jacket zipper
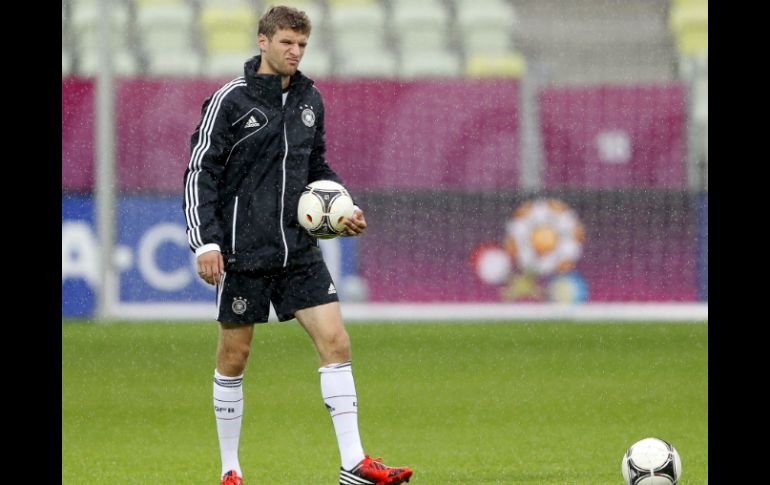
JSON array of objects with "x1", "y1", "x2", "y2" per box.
[
  {"x1": 280, "y1": 124, "x2": 289, "y2": 267},
  {"x1": 231, "y1": 196, "x2": 239, "y2": 253}
]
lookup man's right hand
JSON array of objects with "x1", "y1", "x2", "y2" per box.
[{"x1": 197, "y1": 250, "x2": 224, "y2": 285}]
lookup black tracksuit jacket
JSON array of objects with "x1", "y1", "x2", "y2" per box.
[{"x1": 183, "y1": 56, "x2": 345, "y2": 272}]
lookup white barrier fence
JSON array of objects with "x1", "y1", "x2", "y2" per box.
[{"x1": 106, "y1": 302, "x2": 707, "y2": 323}]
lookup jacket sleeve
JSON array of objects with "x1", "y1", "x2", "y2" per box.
[{"x1": 182, "y1": 94, "x2": 233, "y2": 255}]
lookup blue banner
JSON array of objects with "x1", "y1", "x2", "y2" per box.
[
  {"x1": 62, "y1": 194, "x2": 360, "y2": 317},
  {"x1": 697, "y1": 192, "x2": 708, "y2": 301}
]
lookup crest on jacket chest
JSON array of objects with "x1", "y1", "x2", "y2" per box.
[{"x1": 299, "y1": 103, "x2": 315, "y2": 127}]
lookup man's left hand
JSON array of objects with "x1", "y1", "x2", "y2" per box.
[{"x1": 342, "y1": 207, "x2": 367, "y2": 236}]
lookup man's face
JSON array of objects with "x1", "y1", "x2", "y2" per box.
[{"x1": 258, "y1": 28, "x2": 308, "y2": 77}]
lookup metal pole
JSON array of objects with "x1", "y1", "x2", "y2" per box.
[
  {"x1": 519, "y1": 64, "x2": 543, "y2": 192},
  {"x1": 94, "y1": 0, "x2": 117, "y2": 320}
]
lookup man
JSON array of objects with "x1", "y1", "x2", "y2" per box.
[{"x1": 182, "y1": 6, "x2": 413, "y2": 485}]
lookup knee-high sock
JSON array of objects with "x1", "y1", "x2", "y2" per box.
[
  {"x1": 319, "y1": 361, "x2": 365, "y2": 470},
  {"x1": 213, "y1": 369, "x2": 244, "y2": 478}
]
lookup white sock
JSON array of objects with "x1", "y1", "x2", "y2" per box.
[
  {"x1": 319, "y1": 361, "x2": 366, "y2": 470},
  {"x1": 213, "y1": 369, "x2": 244, "y2": 478}
]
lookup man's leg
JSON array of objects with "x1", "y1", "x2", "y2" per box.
[
  {"x1": 295, "y1": 302, "x2": 413, "y2": 484},
  {"x1": 214, "y1": 323, "x2": 254, "y2": 481},
  {"x1": 295, "y1": 303, "x2": 364, "y2": 470}
]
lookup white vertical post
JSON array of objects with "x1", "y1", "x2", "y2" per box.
[
  {"x1": 519, "y1": 66, "x2": 543, "y2": 191},
  {"x1": 94, "y1": 0, "x2": 118, "y2": 320}
]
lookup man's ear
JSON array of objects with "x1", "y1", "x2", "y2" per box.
[{"x1": 257, "y1": 33, "x2": 268, "y2": 52}]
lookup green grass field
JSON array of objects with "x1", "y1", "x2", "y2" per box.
[{"x1": 62, "y1": 320, "x2": 707, "y2": 484}]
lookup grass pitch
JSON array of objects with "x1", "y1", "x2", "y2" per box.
[{"x1": 62, "y1": 320, "x2": 707, "y2": 484}]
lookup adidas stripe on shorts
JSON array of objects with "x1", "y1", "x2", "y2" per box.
[{"x1": 216, "y1": 259, "x2": 339, "y2": 324}]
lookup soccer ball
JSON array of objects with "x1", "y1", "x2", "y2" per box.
[
  {"x1": 621, "y1": 437, "x2": 682, "y2": 485},
  {"x1": 297, "y1": 180, "x2": 354, "y2": 239}
]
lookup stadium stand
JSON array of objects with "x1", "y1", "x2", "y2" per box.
[
  {"x1": 61, "y1": 0, "x2": 706, "y2": 84},
  {"x1": 69, "y1": 0, "x2": 140, "y2": 75},
  {"x1": 511, "y1": 0, "x2": 676, "y2": 84},
  {"x1": 136, "y1": 0, "x2": 201, "y2": 75},
  {"x1": 391, "y1": 0, "x2": 452, "y2": 52}
]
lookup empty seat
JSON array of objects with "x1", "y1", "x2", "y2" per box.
[
  {"x1": 675, "y1": 23, "x2": 708, "y2": 56},
  {"x1": 77, "y1": 49, "x2": 140, "y2": 76},
  {"x1": 296, "y1": 45, "x2": 332, "y2": 78},
  {"x1": 455, "y1": 0, "x2": 517, "y2": 54},
  {"x1": 463, "y1": 29, "x2": 514, "y2": 54},
  {"x1": 392, "y1": 0, "x2": 451, "y2": 51},
  {"x1": 328, "y1": 1, "x2": 387, "y2": 51},
  {"x1": 669, "y1": 0, "x2": 708, "y2": 55},
  {"x1": 465, "y1": 52, "x2": 526, "y2": 78},
  {"x1": 455, "y1": 0, "x2": 517, "y2": 32},
  {"x1": 335, "y1": 48, "x2": 397, "y2": 78},
  {"x1": 62, "y1": 48, "x2": 73, "y2": 76},
  {"x1": 136, "y1": 2, "x2": 196, "y2": 53},
  {"x1": 145, "y1": 50, "x2": 203, "y2": 76},
  {"x1": 202, "y1": 51, "x2": 253, "y2": 77},
  {"x1": 70, "y1": 0, "x2": 132, "y2": 53},
  {"x1": 391, "y1": 0, "x2": 450, "y2": 31},
  {"x1": 400, "y1": 49, "x2": 462, "y2": 78},
  {"x1": 200, "y1": 3, "x2": 257, "y2": 53}
]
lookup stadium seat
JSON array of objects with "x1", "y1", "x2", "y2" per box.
[
  {"x1": 465, "y1": 52, "x2": 526, "y2": 78},
  {"x1": 78, "y1": 49, "x2": 140, "y2": 76},
  {"x1": 199, "y1": 3, "x2": 257, "y2": 53},
  {"x1": 454, "y1": 0, "x2": 517, "y2": 54},
  {"x1": 675, "y1": 23, "x2": 708, "y2": 56},
  {"x1": 400, "y1": 49, "x2": 462, "y2": 78},
  {"x1": 455, "y1": 0, "x2": 517, "y2": 32},
  {"x1": 145, "y1": 50, "x2": 202, "y2": 76},
  {"x1": 136, "y1": 2, "x2": 196, "y2": 53},
  {"x1": 70, "y1": 0, "x2": 132, "y2": 53},
  {"x1": 335, "y1": 48, "x2": 397, "y2": 77},
  {"x1": 328, "y1": 2, "x2": 388, "y2": 57},
  {"x1": 668, "y1": 0, "x2": 708, "y2": 55},
  {"x1": 463, "y1": 28, "x2": 515, "y2": 54},
  {"x1": 202, "y1": 51, "x2": 253, "y2": 77},
  {"x1": 327, "y1": 1, "x2": 386, "y2": 48},
  {"x1": 62, "y1": 48, "x2": 73, "y2": 76},
  {"x1": 391, "y1": 0, "x2": 452, "y2": 51},
  {"x1": 297, "y1": 45, "x2": 332, "y2": 79}
]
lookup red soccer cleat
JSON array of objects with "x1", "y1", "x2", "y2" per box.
[
  {"x1": 339, "y1": 455, "x2": 413, "y2": 485},
  {"x1": 220, "y1": 470, "x2": 243, "y2": 485}
]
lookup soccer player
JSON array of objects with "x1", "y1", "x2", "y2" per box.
[{"x1": 182, "y1": 6, "x2": 413, "y2": 485}]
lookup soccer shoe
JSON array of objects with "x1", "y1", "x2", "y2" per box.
[
  {"x1": 339, "y1": 455, "x2": 413, "y2": 485},
  {"x1": 220, "y1": 470, "x2": 243, "y2": 485}
]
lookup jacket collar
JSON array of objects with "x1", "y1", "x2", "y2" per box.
[{"x1": 244, "y1": 55, "x2": 313, "y2": 104}]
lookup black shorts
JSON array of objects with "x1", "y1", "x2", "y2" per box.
[{"x1": 216, "y1": 259, "x2": 339, "y2": 324}]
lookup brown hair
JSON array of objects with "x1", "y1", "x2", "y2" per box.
[{"x1": 258, "y1": 5, "x2": 312, "y2": 39}]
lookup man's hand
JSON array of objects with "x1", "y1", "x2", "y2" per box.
[
  {"x1": 197, "y1": 250, "x2": 224, "y2": 285},
  {"x1": 342, "y1": 207, "x2": 367, "y2": 236}
]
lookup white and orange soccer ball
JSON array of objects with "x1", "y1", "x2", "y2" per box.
[
  {"x1": 504, "y1": 198, "x2": 585, "y2": 275},
  {"x1": 297, "y1": 180, "x2": 355, "y2": 239}
]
